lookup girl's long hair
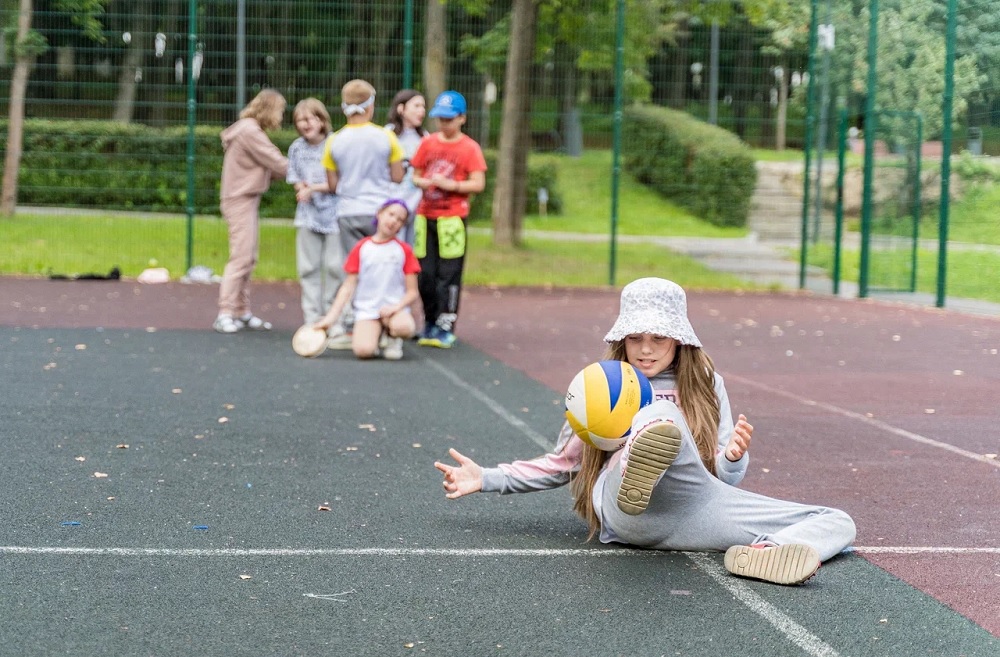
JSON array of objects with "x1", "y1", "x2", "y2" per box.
[
  {"x1": 386, "y1": 89, "x2": 427, "y2": 136},
  {"x1": 570, "y1": 341, "x2": 720, "y2": 539},
  {"x1": 241, "y1": 89, "x2": 285, "y2": 130}
]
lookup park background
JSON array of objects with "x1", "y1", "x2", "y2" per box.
[{"x1": 2, "y1": 0, "x2": 1000, "y2": 307}]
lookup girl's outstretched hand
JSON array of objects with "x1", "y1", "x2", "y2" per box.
[
  {"x1": 724, "y1": 414, "x2": 753, "y2": 461},
  {"x1": 434, "y1": 448, "x2": 483, "y2": 499}
]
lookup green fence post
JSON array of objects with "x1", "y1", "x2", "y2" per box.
[
  {"x1": 608, "y1": 0, "x2": 625, "y2": 287},
  {"x1": 403, "y1": 0, "x2": 414, "y2": 89},
  {"x1": 912, "y1": 114, "x2": 923, "y2": 293},
  {"x1": 799, "y1": 0, "x2": 818, "y2": 289},
  {"x1": 937, "y1": 0, "x2": 957, "y2": 308},
  {"x1": 859, "y1": 0, "x2": 879, "y2": 299},
  {"x1": 834, "y1": 108, "x2": 847, "y2": 296},
  {"x1": 185, "y1": 0, "x2": 198, "y2": 274}
]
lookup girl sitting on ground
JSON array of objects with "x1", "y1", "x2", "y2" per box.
[{"x1": 434, "y1": 277, "x2": 856, "y2": 585}]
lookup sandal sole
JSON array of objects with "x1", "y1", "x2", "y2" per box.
[
  {"x1": 723, "y1": 543, "x2": 821, "y2": 585},
  {"x1": 616, "y1": 422, "x2": 682, "y2": 516}
]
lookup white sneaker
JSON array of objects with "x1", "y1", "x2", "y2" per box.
[
  {"x1": 383, "y1": 337, "x2": 404, "y2": 360},
  {"x1": 237, "y1": 313, "x2": 272, "y2": 331},
  {"x1": 213, "y1": 314, "x2": 242, "y2": 334},
  {"x1": 326, "y1": 326, "x2": 353, "y2": 350}
]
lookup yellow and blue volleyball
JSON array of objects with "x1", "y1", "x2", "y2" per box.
[{"x1": 564, "y1": 360, "x2": 654, "y2": 451}]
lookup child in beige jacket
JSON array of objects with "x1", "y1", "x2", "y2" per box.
[{"x1": 215, "y1": 89, "x2": 289, "y2": 334}]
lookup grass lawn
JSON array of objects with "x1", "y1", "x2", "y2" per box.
[
  {"x1": 0, "y1": 212, "x2": 758, "y2": 292},
  {"x1": 516, "y1": 151, "x2": 746, "y2": 238},
  {"x1": 4, "y1": 148, "x2": 999, "y2": 302},
  {"x1": 806, "y1": 243, "x2": 1000, "y2": 304}
]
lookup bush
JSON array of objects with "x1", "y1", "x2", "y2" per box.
[
  {"x1": 1, "y1": 119, "x2": 560, "y2": 222},
  {"x1": 466, "y1": 151, "x2": 562, "y2": 223},
  {"x1": 622, "y1": 105, "x2": 756, "y2": 227}
]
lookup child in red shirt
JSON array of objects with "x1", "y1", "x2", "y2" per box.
[
  {"x1": 314, "y1": 199, "x2": 420, "y2": 361},
  {"x1": 410, "y1": 91, "x2": 488, "y2": 349}
]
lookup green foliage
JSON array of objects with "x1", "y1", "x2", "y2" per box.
[
  {"x1": 54, "y1": 0, "x2": 109, "y2": 43},
  {"x1": 466, "y1": 151, "x2": 562, "y2": 223},
  {"x1": 622, "y1": 104, "x2": 756, "y2": 227},
  {"x1": 6, "y1": 28, "x2": 49, "y2": 59},
  {"x1": 952, "y1": 151, "x2": 1000, "y2": 185},
  {"x1": 1, "y1": 119, "x2": 560, "y2": 221}
]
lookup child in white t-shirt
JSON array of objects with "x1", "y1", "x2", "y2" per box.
[{"x1": 313, "y1": 199, "x2": 420, "y2": 360}]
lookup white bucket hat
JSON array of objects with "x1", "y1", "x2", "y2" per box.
[{"x1": 603, "y1": 278, "x2": 701, "y2": 347}]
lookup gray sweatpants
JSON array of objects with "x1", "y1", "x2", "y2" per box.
[
  {"x1": 599, "y1": 401, "x2": 856, "y2": 562},
  {"x1": 296, "y1": 227, "x2": 344, "y2": 325}
]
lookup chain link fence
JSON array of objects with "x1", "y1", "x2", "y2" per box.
[{"x1": 2, "y1": 1, "x2": 998, "y2": 306}]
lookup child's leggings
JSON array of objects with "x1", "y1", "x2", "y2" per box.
[{"x1": 599, "y1": 400, "x2": 857, "y2": 562}]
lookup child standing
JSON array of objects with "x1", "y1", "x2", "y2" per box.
[
  {"x1": 410, "y1": 90, "x2": 487, "y2": 349},
  {"x1": 435, "y1": 278, "x2": 856, "y2": 585},
  {"x1": 385, "y1": 89, "x2": 427, "y2": 245},
  {"x1": 287, "y1": 98, "x2": 342, "y2": 327},
  {"x1": 215, "y1": 88, "x2": 289, "y2": 334},
  {"x1": 313, "y1": 199, "x2": 420, "y2": 361},
  {"x1": 321, "y1": 79, "x2": 406, "y2": 347}
]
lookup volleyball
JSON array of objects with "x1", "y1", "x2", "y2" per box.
[{"x1": 564, "y1": 360, "x2": 654, "y2": 451}]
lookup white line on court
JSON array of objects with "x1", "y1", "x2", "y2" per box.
[
  {"x1": 685, "y1": 553, "x2": 841, "y2": 657},
  {"x1": 728, "y1": 374, "x2": 1000, "y2": 470},
  {"x1": 0, "y1": 546, "x2": 651, "y2": 557},
  {"x1": 3, "y1": 546, "x2": 993, "y2": 557},
  {"x1": 420, "y1": 357, "x2": 555, "y2": 450}
]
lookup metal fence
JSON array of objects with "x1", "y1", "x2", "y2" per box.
[{"x1": 2, "y1": 1, "x2": 999, "y2": 308}]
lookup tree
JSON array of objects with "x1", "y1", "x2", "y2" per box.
[
  {"x1": 839, "y1": 0, "x2": 981, "y2": 141},
  {"x1": 491, "y1": 0, "x2": 539, "y2": 247},
  {"x1": 424, "y1": 0, "x2": 447, "y2": 103},
  {"x1": 112, "y1": 0, "x2": 151, "y2": 122},
  {"x1": 2, "y1": 0, "x2": 42, "y2": 216},
  {"x1": 2, "y1": 0, "x2": 107, "y2": 215}
]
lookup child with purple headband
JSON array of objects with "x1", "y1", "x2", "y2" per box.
[{"x1": 314, "y1": 198, "x2": 420, "y2": 360}]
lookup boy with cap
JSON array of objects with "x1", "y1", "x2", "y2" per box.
[{"x1": 410, "y1": 90, "x2": 488, "y2": 348}]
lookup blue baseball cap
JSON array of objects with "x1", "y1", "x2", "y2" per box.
[{"x1": 428, "y1": 91, "x2": 466, "y2": 118}]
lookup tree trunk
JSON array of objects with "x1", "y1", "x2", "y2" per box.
[
  {"x1": 113, "y1": 0, "x2": 151, "y2": 123},
  {"x1": 2, "y1": 0, "x2": 33, "y2": 216},
  {"x1": 423, "y1": 0, "x2": 447, "y2": 102},
  {"x1": 148, "y1": 0, "x2": 182, "y2": 126},
  {"x1": 491, "y1": 0, "x2": 538, "y2": 247},
  {"x1": 775, "y1": 61, "x2": 788, "y2": 151}
]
